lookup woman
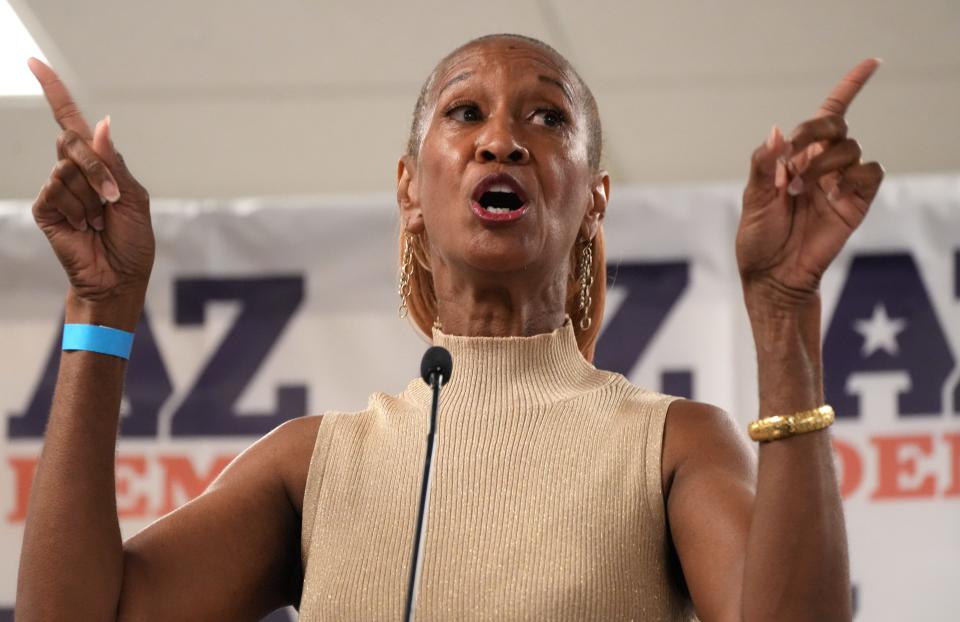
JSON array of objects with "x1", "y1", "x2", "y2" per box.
[{"x1": 16, "y1": 34, "x2": 882, "y2": 621}]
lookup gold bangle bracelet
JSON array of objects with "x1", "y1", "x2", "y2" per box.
[{"x1": 748, "y1": 405, "x2": 835, "y2": 442}]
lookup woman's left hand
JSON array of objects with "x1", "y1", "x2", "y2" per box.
[{"x1": 737, "y1": 59, "x2": 884, "y2": 309}]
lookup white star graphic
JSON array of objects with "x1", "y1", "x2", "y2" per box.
[{"x1": 853, "y1": 303, "x2": 908, "y2": 358}]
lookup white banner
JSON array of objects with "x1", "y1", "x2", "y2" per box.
[{"x1": 2, "y1": 175, "x2": 958, "y2": 620}]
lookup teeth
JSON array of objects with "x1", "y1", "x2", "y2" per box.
[
  {"x1": 484, "y1": 206, "x2": 512, "y2": 214},
  {"x1": 487, "y1": 183, "x2": 515, "y2": 194}
]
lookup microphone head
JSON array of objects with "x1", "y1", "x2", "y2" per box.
[{"x1": 420, "y1": 346, "x2": 453, "y2": 386}]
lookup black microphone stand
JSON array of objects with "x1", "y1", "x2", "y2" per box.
[{"x1": 405, "y1": 347, "x2": 451, "y2": 622}]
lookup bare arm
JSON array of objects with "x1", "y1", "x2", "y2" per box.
[
  {"x1": 16, "y1": 59, "x2": 321, "y2": 621},
  {"x1": 117, "y1": 415, "x2": 320, "y2": 620},
  {"x1": 16, "y1": 295, "x2": 138, "y2": 620},
  {"x1": 17, "y1": 293, "x2": 319, "y2": 620},
  {"x1": 663, "y1": 59, "x2": 885, "y2": 622},
  {"x1": 661, "y1": 400, "x2": 754, "y2": 622},
  {"x1": 16, "y1": 53, "x2": 155, "y2": 618},
  {"x1": 663, "y1": 303, "x2": 849, "y2": 622},
  {"x1": 739, "y1": 295, "x2": 849, "y2": 621}
]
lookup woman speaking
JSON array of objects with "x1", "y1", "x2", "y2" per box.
[{"x1": 15, "y1": 34, "x2": 882, "y2": 621}]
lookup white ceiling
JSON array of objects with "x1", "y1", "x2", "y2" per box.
[{"x1": 2, "y1": 0, "x2": 959, "y2": 199}]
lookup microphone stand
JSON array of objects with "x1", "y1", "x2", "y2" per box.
[{"x1": 404, "y1": 369, "x2": 442, "y2": 622}]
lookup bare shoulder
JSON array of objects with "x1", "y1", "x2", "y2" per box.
[
  {"x1": 258, "y1": 414, "x2": 324, "y2": 516},
  {"x1": 661, "y1": 399, "x2": 756, "y2": 497},
  {"x1": 659, "y1": 400, "x2": 758, "y2": 620},
  {"x1": 118, "y1": 415, "x2": 323, "y2": 620},
  {"x1": 206, "y1": 413, "x2": 324, "y2": 517}
]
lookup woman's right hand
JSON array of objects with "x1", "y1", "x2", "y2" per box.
[{"x1": 29, "y1": 58, "x2": 154, "y2": 312}]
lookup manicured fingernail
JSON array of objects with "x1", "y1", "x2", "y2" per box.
[
  {"x1": 828, "y1": 188, "x2": 841, "y2": 202},
  {"x1": 76, "y1": 219, "x2": 88, "y2": 232},
  {"x1": 787, "y1": 176, "x2": 805, "y2": 196},
  {"x1": 766, "y1": 125, "x2": 778, "y2": 150},
  {"x1": 91, "y1": 216, "x2": 105, "y2": 231},
  {"x1": 102, "y1": 180, "x2": 120, "y2": 202}
]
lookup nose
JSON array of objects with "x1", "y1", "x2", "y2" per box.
[{"x1": 475, "y1": 117, "x2": 530, "y2": 164}]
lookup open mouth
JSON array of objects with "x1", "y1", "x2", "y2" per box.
[
  {"x1": 470, "y1": 173, "x2": 529, "y2": 222},
  {"x1": 478, "y1": 187, "x2": 525, "y2": 213}
]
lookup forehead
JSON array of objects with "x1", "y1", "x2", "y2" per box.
[{"x1": 431, "y1": 39, "x2": 574, "y2": 98}]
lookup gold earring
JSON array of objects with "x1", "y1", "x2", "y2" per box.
[
  {"x1": 577, "y1": 237, "x2": 594, "y2": 331},
  {"x1": 398, "y1": 232, "x2": 415, "y2": 319}
]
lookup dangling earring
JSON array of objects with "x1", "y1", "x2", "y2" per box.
[
  {"x1": 398, "y1": 232, "x2": 415, "y2": 319},
  {"x1": 577, "y1": 237, "x2": 594, "y2": 331}
]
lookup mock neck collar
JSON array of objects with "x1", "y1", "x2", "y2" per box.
[{"x1": 406, "y1": 319, "x2": 611, "y2": 411}]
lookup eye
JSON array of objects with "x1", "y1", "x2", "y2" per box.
[
  {"x1": 446, "y1": 103, "x2": 483, "y2": 123},
  {"x1": 532, "y1": 108, "x2": 566, "y2": 128}
]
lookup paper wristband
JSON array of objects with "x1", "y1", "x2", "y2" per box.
[{"x1": 62, "y1": 324, "x2": 135, "y2": 360}]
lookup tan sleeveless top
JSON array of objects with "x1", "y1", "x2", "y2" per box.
[{"x1": 299, "y1": 322, "x2": 696, "y2": 621}]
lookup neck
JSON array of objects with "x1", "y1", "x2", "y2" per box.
[
  {"x1": 407, "y1": 318, "x2": 606, "y2": 411},
  {"x1": 431, "y1": 264, "x2": 568, "y2": 338}
]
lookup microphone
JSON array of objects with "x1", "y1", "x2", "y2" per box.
[
  {"x1": 404, "y1": 346, "x2": 453, "y2": 622},
  {"x1": 420, "y1": 346, "x2": 453, "y2": 387}
]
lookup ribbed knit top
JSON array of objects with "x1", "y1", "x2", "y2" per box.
[{"x1": 299, "y1": 321, "x2": 696, "y2": 621}]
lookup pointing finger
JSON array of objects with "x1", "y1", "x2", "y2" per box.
[
  {"x1": 27, "y1": 57, "x2": 93, "y2": 141},
  {"x1": 816, "y1": 58, "x2": 882, "y2": 118}
]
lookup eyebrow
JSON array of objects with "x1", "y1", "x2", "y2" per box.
[
  {"x1": 538, "y1": 75, "x2": 574, "y2": 105},
  {"x1": 437, "y1": 71, "x2": 473, "y2": 97},
  {"x1": 436, "y1": 71, "x2": 574, "y2": 106}
]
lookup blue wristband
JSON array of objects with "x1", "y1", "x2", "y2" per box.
[{"x1": 62, "y1": 324, "x2": 135, "y2": 360}]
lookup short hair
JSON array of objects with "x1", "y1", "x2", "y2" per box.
[
  {"x1": 400, "y1": 34, "x2": 607, "y2": 360},
  {"x1": 406, "y1": 33, "x2": 603, "y2": 171}
]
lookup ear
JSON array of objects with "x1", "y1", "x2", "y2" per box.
[
  {"x1": 397, "y1": 154, "x2": 425, "y2": 234},
  {"x1": 579, "y1": 170, "x2": 610, "y2": 240}
]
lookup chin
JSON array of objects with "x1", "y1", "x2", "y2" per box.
[{"x1": 462, "y1": 234, "x2": 544, "y2": 275}]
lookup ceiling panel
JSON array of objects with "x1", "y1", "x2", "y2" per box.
[
  {"x1": 14, "y1": 0, "x2": 553, "y2": 93},
  {"x1": 549, "y1": 0, "x2": 959, "y2": 85},
  {"x1": 599, "y1": 78, "x2": 960, "y2": 184}
]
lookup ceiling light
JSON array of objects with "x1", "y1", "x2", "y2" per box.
[{"x1": 0, "y1": 0, "x2": 47, "y2": 96}]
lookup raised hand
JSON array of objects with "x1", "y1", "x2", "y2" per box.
[
  {"x1": 737, "y1": 59, "x2": 884, "y2": 307},
  {"x1": 28, "y1": 58, "x2": 154, "y2": 312}
]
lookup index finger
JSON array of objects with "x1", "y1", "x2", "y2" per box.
[
  {"x1": 816, "y1": 58, "x2": 882, "y2": 118},
  {"x1": 27, "y1": 57, "x2": 93, "y2": 141}
]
